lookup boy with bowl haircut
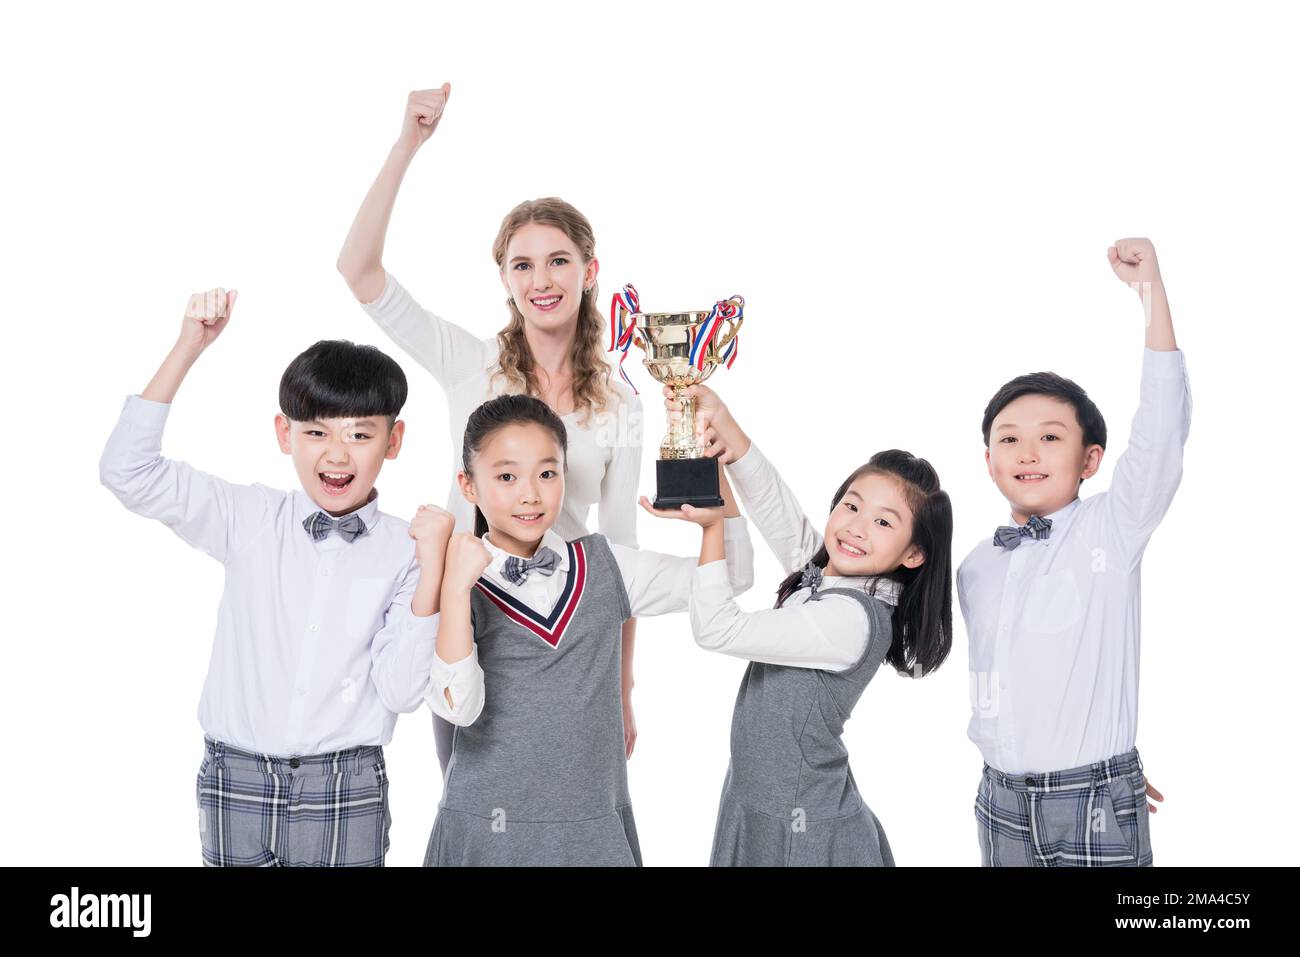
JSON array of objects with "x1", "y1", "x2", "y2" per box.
[{"x1": 100, "y1": 287, "x2": 452, "y2": 866}]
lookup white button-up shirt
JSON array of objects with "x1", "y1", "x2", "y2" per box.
[
  {"x1": 958, "y1": 348, "x2": 1193, "y2": 774},
  {"x1": 360, "y1": 271, "x2": 643, "y2": 548},
  {"x1": 99, "y1": 394, "x2": 439, "y2": 756},
  {"x1": 690, "y1": 443, "x2": 902, "y2": 671},
  {"x1": 428, "y1": 521, "x2": 755, "y2": 725}
]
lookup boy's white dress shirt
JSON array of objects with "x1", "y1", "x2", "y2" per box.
[
  {"x1": 958, "y1": 348, "x2": 1192, "y2": 774},
  {"x1": 100, "y1": 394, "x2": 439, "y2": 756}
]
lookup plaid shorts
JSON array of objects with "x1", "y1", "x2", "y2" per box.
[
  {"x1": 974, "y1": 747, "x2": 1152, "y2": 867},
  {"x1": 196, "y1": 736, "x2": 391, "y2": 867}
]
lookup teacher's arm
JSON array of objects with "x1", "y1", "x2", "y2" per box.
[{"x1": 337, "y1": 85, "x2": 451, "y2": 304}]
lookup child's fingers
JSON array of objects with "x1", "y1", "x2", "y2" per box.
[{"x1": 225, "y1": 289, "x2": 239, "y2": 316}]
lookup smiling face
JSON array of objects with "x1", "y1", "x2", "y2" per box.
[
  {"x1": 276, "y1": 414, "x2": 403, "y2": 517},
  {"x1": 986, "y1": 393, "x2": 1104, "y2": 523},
  {"x1": 458, "y1": 421, "x2": 566, "y2": 557},
  {"x1": 822, "y1": 471, "x2": 926, "y2": 578},
  {"x1": 499, "y1": 222, "x2": 598, "y2": 333}
]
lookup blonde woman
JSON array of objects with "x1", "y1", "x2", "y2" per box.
[{"x1": 337, "y1": 84, "x2": 644, "y2": 775}]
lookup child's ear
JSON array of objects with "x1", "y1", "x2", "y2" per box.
[
  {"x1": 585, "y1": 255, "x2": 600, "y2": 288},
  {"x1": 385, "y1": 419, "x2": 406, "y2": 459},
  {"x1": 456, "y1": 469, "x2": 477, "y2": 504},
  {"x1": 984, "y1": 447, "x2": 994, "y2": 479},
  {"x1": 1081, "y1": 443, "x2": 1104, "y2": 481},
  {"x1": 901, "y1": 545, "x2": 926, "y2": 570},
  {"x1": 275, "y1": 414, "x2": 292, "y2": 455}
]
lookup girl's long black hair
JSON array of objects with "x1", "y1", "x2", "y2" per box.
[
  {"x1": 773, "y1": 449, "x2": 953, "y2": 677},
  {"x1": 462, "y1": 394, "x2": 568, "y2": 538}
]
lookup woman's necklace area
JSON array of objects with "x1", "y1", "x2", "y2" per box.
[{"x1": 538, "y1": 367, "x2": 576, "y2": 416}]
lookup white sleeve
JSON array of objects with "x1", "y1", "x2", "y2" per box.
[
  {"x1": 726, "y1": 443, "x2": 824, "y2": 573},
  {"x1": 368, "y1": 555, "x2": 440, "y2": 714},
  {"x1": 98, "y1": 394, "x2": 271, "y2": 563},
  {"x1": 688, "y1": 561, "x2": 871, "y2": 671},
  {"x1": 425, "y1": 645, "x2": 486, "y2": 727},
  {"x1": 609, "y1": 516, "x2": 754, "y2": 618},
  {"x1": 359, "y1": 270, "x2": 492, "y2": 390},
  {"x1": 1102, "y1": 348, "x2": 1193, "y2": 565},
  {"x1": 597, "y1": 390, "x2": 644, "y2": 550}
]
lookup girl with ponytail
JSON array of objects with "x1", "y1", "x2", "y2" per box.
[{"x1": 642, "y1": 383, "x2": 954, "y2": 866}]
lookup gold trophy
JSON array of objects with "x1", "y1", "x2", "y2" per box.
[{"x1": 610, "y1": 285, "x2": 745, "y2": 509}]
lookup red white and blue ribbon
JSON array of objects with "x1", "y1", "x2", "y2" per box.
[
  {"x1": 608, "y1": 283, "x2": 641, "y2": 394},
  {"x1": 689, "y1": 294, "x2": 744, "y2": 371}
]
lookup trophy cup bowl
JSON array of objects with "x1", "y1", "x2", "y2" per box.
[{"x1": 631, "y1": 308, "x2": 744, "y2": 509}]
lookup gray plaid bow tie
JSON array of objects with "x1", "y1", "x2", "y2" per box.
[
  {"x1": 993, "y1": 515, "x2": 1052, "y2": 550},
  {"x1": 502, "y1": 546, "x2": 561, "y2": 585},
  {"x1": 302, "y1": 511, "x2": 368, "y2": 543},
  {"x1": 799, "y1": 561, "x2": 824, "y2": 595}
]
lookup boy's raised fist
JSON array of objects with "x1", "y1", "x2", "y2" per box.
[
  {"x1": 180, "y1": 287, "x2": 236, "y2": 356},
  {"x1": 1107, "y1": 237, "x2": 1162, "y2": 288},
  {"x1": 410, "y1": 504, "x2": 455, "y2": 564}
]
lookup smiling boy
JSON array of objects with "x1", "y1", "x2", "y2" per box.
[
  {"x1": 99, "y1": 288, "x2": 452, "y2": 866},
  {"x1": 959, "y1": 238, "x2": 1192, "y2": 867}
]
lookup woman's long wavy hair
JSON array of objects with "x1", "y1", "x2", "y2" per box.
[
  {"x1": 490, "y1": 198, "x2": 617, "y2": 427},
  {"x1": 773, "y1": 450, "x2": 954, "y2": 678}
]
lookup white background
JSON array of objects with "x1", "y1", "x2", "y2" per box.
[{"x1": 4, "y1": 0, "x2": 1296, "y2": 866}]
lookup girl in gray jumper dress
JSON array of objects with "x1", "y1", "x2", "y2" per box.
[
  {"x1": 423, "y1": 395, "x2": 754, "y2": 866},
  {"x1": 652, "y1": 384, "x2": 955, "y2": 866}
]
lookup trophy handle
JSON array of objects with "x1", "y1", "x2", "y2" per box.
[{"x1": 713, "y1": 313, "x2": 743, "y2": 356}]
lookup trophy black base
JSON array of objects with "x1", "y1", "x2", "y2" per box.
[{"x1": 653, "y1": 457, "x2": 724, "y2": 510}]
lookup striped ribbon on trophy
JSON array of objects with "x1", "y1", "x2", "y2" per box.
[
  {"x1": 688, "y1": 294, "x2": 744, "y2": 371},
  {"x1": 607, "y1": 283, "x2": 642, "y2": 394}
]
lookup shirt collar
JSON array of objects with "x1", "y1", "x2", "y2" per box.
[
  {"x1": 819, "y1": 573, "x2": 904, "y2": 607},
  {"x1": 1003, "y1": 496, "x2": 1081, "y2": 543},
  {"x1": 294, "y1": 485, "x2": 381, "y2": 532},
  {"x1": 482, "y1": 528, "x2": 571, "y2": 581}
]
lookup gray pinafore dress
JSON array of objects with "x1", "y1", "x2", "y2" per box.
[
  {"x1": 709, "y1": 586, "x2": 896, "y2": 867},
  {"x1": 423, "y1": 533, "x2": 642, "y2": 866}
]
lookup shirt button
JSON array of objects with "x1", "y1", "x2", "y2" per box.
[
  {"x1": 309, "y1": 624, "x2": 319, "y2": 632},
  {"x1": 320, "y1": 567, "x2": 331, "y2": 576},
  {"x1": 289, "y1": 758, "x2": 301, "y2": 769},
  {"x1": 296, "y1": 687, "x2": 306, "y2": 696}
]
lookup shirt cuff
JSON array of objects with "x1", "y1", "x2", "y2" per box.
[
  {"x1": 392, "y1": 605, "x2": 439, "y2": 641},
  {"x1": 726, "y1": 441, "x2": 770, "y2": 487},
  {"x1": 692, "y1": 558, "x2": 733, "y2": 595},
  {"x1": 428, "y1": 644, "x2": 484, "y2": 719},
  {"x1": 358, "y1": 269, "x2": 398, "y2": 310},
  {"x1": 431, "y1": 644, "x2": 479, "y2": 684},
  {"x1": 1142, "y1": 346, "x2": 1187, "y2": 379},
  {"x1": 722, "y1": 515, "x2": 748, "y2": 539},
  {"x1": 122, "y1": 393, "x2": 172, "y2": 425}
]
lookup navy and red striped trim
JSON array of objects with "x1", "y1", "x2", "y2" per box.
[{"x1": 474, "y1": 540, "x2": 587, "y2": 648}]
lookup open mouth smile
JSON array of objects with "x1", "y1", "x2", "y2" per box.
[{"x1": 319, "y1": 471, "x2": 355, "y2": 496}]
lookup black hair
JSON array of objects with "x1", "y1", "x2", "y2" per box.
[
  {"x1": 279, "y1": 340, "x2": 408, "y2": 426},
  {"x1": 462, "y1": 394, "x2": 569, "y2": 537},
  {"x1": 980, "y1": 372, "x2": 1107, "y2": 451},
  {"x1": 774, "y1": 450, "x2": 953, "y2": 677}
]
